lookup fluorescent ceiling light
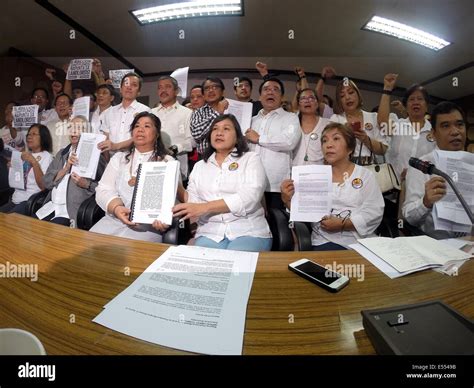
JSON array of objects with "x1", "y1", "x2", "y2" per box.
[
  {"x1": 131, "y1": 0, "x2": 243, "y2": 25},
  {"x1": 362, "y1": 15, "x2": 451, "y2": 51}
]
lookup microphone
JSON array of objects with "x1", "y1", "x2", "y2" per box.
[{"x1": 408, "y1": 157, "x2": 474, "y2": 225}]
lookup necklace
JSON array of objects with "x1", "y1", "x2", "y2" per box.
[
  {"x1": 128, "y1": 150, "x2": 155, "y2": 186},
  {"x1": 303, "y1": 131, "x2": 318, "y2": 162}
]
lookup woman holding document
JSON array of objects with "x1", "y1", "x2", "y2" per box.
[
  {"x1": 90, "y1": 112, "x2": 173, "y2": 242},
  {"x1": 173, "y1": 114, "x2": 272, "y2": 252},
  {"x1": 41, "y1": 116, "x2": 106, "y2": 226},
  {"x1": 281, "y1": 122, "x2": 384, "y2": 250}
]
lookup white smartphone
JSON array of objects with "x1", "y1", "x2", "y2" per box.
[{"x1": 288, "y1": 258, "x2": 349, "y2": 293}]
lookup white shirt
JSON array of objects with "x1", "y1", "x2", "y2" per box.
[
  {"x1": 39, "y1": 108, "x2": 58, "y2": 125},
  {"x1": 292, "y1": 117, "x2": 329, "y2": 166},
  {"x1": 250, "y1": 108, "x2": 301, "y2": 192},
  {"x1": 0, "y1": 126, "x2": 26, "y2": 151},
  {"x1": 150, "y1": 102, "x2": 193, "y2": 178},
  {"x1": 187, "y1": 151, "x2": 272, "y2": 242},
  {"x1": 47, "y1": 119, "x2": 70, "y2": 156},
  {"x1": 321, "y1": 104, "x2": 334, "y2": 119},
  {"x1": 95, "y1": 150, "x2": 173, "y2": 214},
  {"x1": 311, "y1": 164, "x2": 384, "y2": 248},
  {"x1": 12, "y1": 151, "x2": 53, "y2": 204},
  {"x1": 385, "y1": 118, "x2": 435, "y2": 180},
  {"x1": 90, "y1": 106, "x2": 111, "y2": 134},
  {"x1": 101, "y1": 100, "x2": 150, "y2": 144},
  {"x1": 402, "y1": 149, "x2": 462, "y2": 239},
  {"x1": 330, "y1": 111, "x2": 389, "y2": 158}
]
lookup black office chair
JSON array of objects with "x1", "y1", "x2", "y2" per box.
[
  {"x1": 26, "y1": 190, "x2": 50, "y2": 216},
  {"x1": 293, "y1": 221, "x2": 313, "y2": 251},
  {"x1": 266, "y1": 207, "x2": 294, "y2": 251}
]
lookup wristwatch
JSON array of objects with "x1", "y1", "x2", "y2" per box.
[{"x1": 169, "y1": 145, "x2": 178, "y2": 157}]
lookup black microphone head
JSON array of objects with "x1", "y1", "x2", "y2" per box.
[{"x1": 409, "y1": 157, "x2": 434, "y2": 175}]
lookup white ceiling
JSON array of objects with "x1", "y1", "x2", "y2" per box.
[{"x1": 2, "y1": 0, "x2": 473, "y2": 99}]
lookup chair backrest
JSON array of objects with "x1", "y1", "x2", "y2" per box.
[
  {"x1": 26, "y1": 190, "x2": 50, "y2": 217},
  {"x1": 162, "y1": 218, "x2": 191, "y2": 245},
  {"x1": 266, "y1": 208, "x2": 294, "y2": 251},
  {"x1": 293, "y1": 222, "x2": 313, "y2": 251},
  {"x1": 76, "y1": 195, "x2": 105, "y2": 230}
]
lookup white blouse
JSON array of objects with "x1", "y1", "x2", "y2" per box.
[
  {"x1": 187, "y1": 151, "x2": 272, "y2": 242},
  {"x1": 292, "y1": 117, "x2": 330, "y2": 166},
  {"x1": 95, "y1": 150, "x2": 173, "y2": 213},
  {"x1": 311, "y1": 164, "x2": 385, "y2": 248},
  {"x1": 329, "y1": 111, "x2": 389, "y2": 158}
]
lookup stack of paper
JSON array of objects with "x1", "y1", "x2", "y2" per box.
[
  {"x1": 93, "y1": 245, "x2": 259, "y2": 355},
  {"x1": 350, "y1": 236, "x2": 472, "y2": 279}
]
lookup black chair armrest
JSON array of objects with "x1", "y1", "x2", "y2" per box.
[
  {"x1": 401, "y1": 221, "x2": 425, "y2": 236},
  {"x1": 162, "y1": 217, "x2": 190, "y2": 245},
  {"x1": 76, "y1": 195, "x2": 105, "y2": 230},
  {"x1": 26, "y1": 190, "x2": 50, "y2": 216},
  {"x1": 267, "y1": 207, "x2": 294, "y2": 251},
  {"x1": 294, "y1": 222, "x2": 313, "y2": 251}
]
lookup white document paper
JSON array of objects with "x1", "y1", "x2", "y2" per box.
[
  {"x1": 357, "y1": 235, "x2": 471, "y2": 273},
  {"x1": 109, "y1": 69, "x2": 134, "y2": 89},
  {"x1": 224, "y1": 99, "x2": 253, "y2": 131},
  {"x1": 35, "y1": 201, "x2": 55, "y2": 220},
  {"x1": 12, "y1": 105, "x2": 38, "y2": 129},
  {"x1": 8, "y1": 150, "x2": 25, "y2": 190},
  {"x1": 66, "y1": 59, "x2": 93, "y2": 80},
  {"x1": 129, "y1": 161, "x2": 180, "y2": 225},
  {"x1": 170, "y1": 67, "x2": 189, "y2": 98},
  {"x1": 290, "y1": 165, "x2": 332, "y2": 222},
  {"x1": 94, "y1": 245, "x2": 259, "y2": 355},
  {"x1": 71, "y1": 96, "x2": 90, "y2": 119},
  {"x1": 71, "y1": 133, "x2": 106, "y2": 179}
]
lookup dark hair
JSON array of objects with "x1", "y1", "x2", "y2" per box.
[
  {"x1": 125, "y1": 112, "x2": 169, "y2": 162},
  {"x1": 30, "y1": 87, "x2": 49, "y2": 100},
  {"x1": 54, "y1": 93, "x2": 73, "y2": 106},
  {"x1": 402, "y1": 84, "x2": 430, "y2": 107},
  {"x1": 259, "y1": 77, "x2": 285, "y2": 96},
  {"x1": 431, "y1": 101, "x2": 465, "y2": 131},
  {"x1": 233, "y1": 76, "x2": 253, "y2": 90},
  {"x1": 296, "y1": 88, "x2": 319, "y2": 123},
  {"x1": 181, "y1": 97, "x2": 191, "y2": 106},
  {"x1": 158, "y1": 76, "x2": 179, "y2": 91},
  {"x1": 96, "y1": 84, "x2": 116, "y2": 104},
  {"x1": 323, "y1": 94, "x2": 334, "y2": 108},
  {"x1": 202, "y1": 77, "x2": 225, "y2": 91},
  {"x1": 190, "y1": 84, "x2": 203, "y2": 93},
  {"x1": 28, "y1": 124, "x2": 52, "y2": 153},
  {"x1": 120, "y1": 72, "x2": 143, "y2": 91},
  {"x1": 202, "y1": 114, "x2": 249, "y2": 162},
  {"x1": 321, "y1": 122, "x2": 356, "y2": 154}
]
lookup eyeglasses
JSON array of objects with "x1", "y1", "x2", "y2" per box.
[
  {"x1": 203, "y1": 84, "x2": 222, "y2": 92},
  {"x1": 27, "y1": 132, "x2": 40, "y2": 137},
  {"x1": 330, "y1": 209, "x2": 352, "y2": 220},
  {"x1": 262, "y1": 86, "x2": 281, "y2": 93},
  {"x1": 32, "y1": 95, "x2": 46, "y2": 100},
  {"x1": 299, "y1": 96, "x2": 316, "y2": 102}
]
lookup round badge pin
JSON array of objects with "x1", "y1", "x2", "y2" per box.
[
  {"x1": 364, "y1": 123, "x2": 373, "y2": 131},
  {"x1": 352, "y1": 178, "x2": 363, "y2": 189},
  {"x1": 310, "y1": 133, "x2": 318, "y2": 141},
  {"x1": 229, "y1": 162, "x2": 239, "y2": 171},
  {"x1": 35, "y1": 155, "x2": 42, "y2": 161},
  {"x1": 426, "y1": 133, "x2": 435, "y2": 142}
]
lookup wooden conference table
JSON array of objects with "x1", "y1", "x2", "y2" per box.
[{"x1": 0, "y1": 213, "x2": 472, "y2": 355}]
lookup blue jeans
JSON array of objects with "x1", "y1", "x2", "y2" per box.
[{"x1": 195, "y1": 236, "x2": 273, "y2": 252}]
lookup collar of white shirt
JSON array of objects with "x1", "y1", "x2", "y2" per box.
[
  {"x1": 156, "y1": 101, "x2": 179, "y2": 111},
  {"x1": 257, "y1": 107, "x2": 285, "y2": 117},
  {"x1": 208, "y1": 148, "x2": 239, "y2": 166},
  {"x1": 120, "y1": 99, "x2": 141, "y2": 111}
]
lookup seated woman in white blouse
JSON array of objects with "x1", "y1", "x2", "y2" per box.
[
  {"x1": 173, "y1": 114, "x2": 272, "y2": 252},
  {"x1": 90, "y1": 112, "x2": 172, "y2": 242},
  {"x1": 330, "y1": 79, "x2": 388, "y2": 164},
  {"x1": 281, "y1": 122, "x2": 384, "y2": 250}
]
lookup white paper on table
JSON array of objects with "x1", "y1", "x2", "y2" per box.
[
  {"x1": 71, "y1": 133, "x2": 106, "y2": 179},
  {"x1": 224, "y1": 99, "x2": 253, "y2": 131},
  {"x1": 433, "y1": 150, "x2": 474, "y2": 227},
  {"x1": 129, "y1": 161, "x2": 180, "y2": 225},
  {"x1": 439, "y1": 238, "x2": 474, "y2": 255},
  {"x1": 109, "y1": 69, "x2": 134, "y2": 89},
  {"x1": 12, "y1": 105, "x2": 38, "y2": 129},
  {"x1": 290, "y1": 165, "x2": 332, "y2": 222},
  {"x1": 433, "y1": 206, "x2": 471, "y2": 234},
  {"x1": 170, "y1": 67, "x2": 189, "y2": 98},
  {"x1": 8, "y1": 150, "x2": 25, "y2": 190},
  {"x1": 94, "y1": 245, "x2": 259, "y2": 355},
  {"x1": 71, "y1": 96, "x2": 91, "y2": 119},
  {"x1": 357, "y1": 236, "x2": 471, "y2": 273},
  {"x1": 350, "y1": 243, "x2": 420, "y2": 279},
  {"x1": 66, "y1": 59, "x2": 93, "y2": 80}
]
